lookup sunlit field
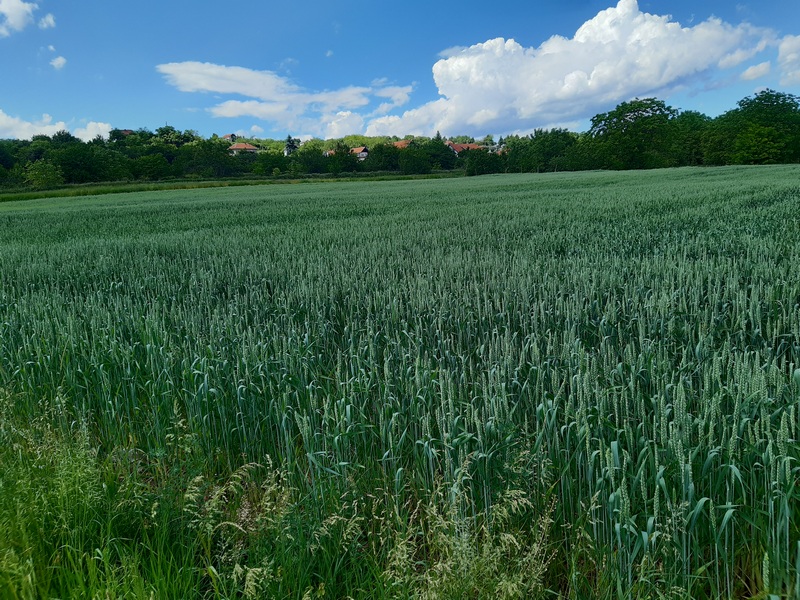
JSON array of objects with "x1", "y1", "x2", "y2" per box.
[{"x1": 1, "y1": 166, "x2": 799, "y2": 599}]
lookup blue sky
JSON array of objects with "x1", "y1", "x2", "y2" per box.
[{"x1": 1, "y1": 0, "x2": 799, "y2": 141}]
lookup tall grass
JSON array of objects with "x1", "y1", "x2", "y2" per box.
[{"x1": 0, "y1": 166, "x2": 798, "y2": 598}]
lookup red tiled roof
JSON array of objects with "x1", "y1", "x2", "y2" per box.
[
  {"x1": 229, "y1": 143, "x2": 258, "y2": 151},
  {"x1": 446, "y1": 141, "x2": 484, "y2": 153},
  {"x1": 393, "y1": 140, "x2": 412, "y2": 149}
]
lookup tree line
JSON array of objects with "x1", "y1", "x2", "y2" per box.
[{"x1": 1, "y1": 89, "x2": 798, "y2": 191}]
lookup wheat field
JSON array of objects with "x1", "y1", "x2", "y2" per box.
[{"x1": 1, "y1": 166, "x2": 799, "y2": 598}]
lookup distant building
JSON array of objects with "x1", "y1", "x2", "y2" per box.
[
  {"x1": 350, "y1": 146, "x2": 369, "y2": 160},
  {"x1": 229, "y1": 142, "x2": 258, "y2": 155},
  {"x1": 446, "y1": 140, "x2": 485, "y2": 156},
  {"x1": 393, "y1": 139, "x2": 412, "y2": 149}
]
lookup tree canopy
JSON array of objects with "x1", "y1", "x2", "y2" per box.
[{"x1": 2, "y1": 89, "x2": 800, "y2": 191}]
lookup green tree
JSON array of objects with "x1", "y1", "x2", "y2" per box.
[
  {"x1": 421, "y1": 136, "x2": 456, "y2": 170},
  {"x1": 50, "y1": 130, "x2": 81, "y2": 148},
  {"x1": 362, "y1": 143, "x2": 400, "y2": 172},
  {"x1": 733, "y1": 124, "x2": 787, "y2": 164},
  {"x1": 398, "y1": 147, "x2": 431, "y2": 175},
  {"x1": 108, "y1": 128, "x2": 130, "y2": 144},
  {"x1": 5, "y1": 163, "x2": 26, "y2": 187},
  {"x1": 108, "y1": 129, "x2": 155, "y2": 160},
  {"x1": 155, "y1": 126, "x2": 199, "y2": 147},
  {"x1": 669, "y1": 110, "x2": 711, "y2": 166},
  {"x1": 0, "y1": 141, "x2": 15, "y2": 170},
  {"x1": 24, "y1": 160, "x2": 64, "y2": 190},
  {"x1": 702, "y1": 111, "x2": 739, "y2": 165},
  {"x1": 504, "y1": 129, "x2": 577, "y2": 172},
  {"x1": 733, "y1": 89, "x2": 800, "y2": 163},
  {"x1": 48, "y1": 144, "x2": 130, "y2": 183},
  {"x1": 174, "y1": 139, "x2": 238, "y2": 178},
  {"x1": 460, "y1": 148, "x2": 504, "y2": 176},
  {"x1": 589, "y1": 98, "x2": 678, "y2": 169},
  {"x1": 132, "y1": 154, "x2": 172, "y2": 180},
  {"x1": 252, "y1": 152, "x2": 288, "y2": 176},
  {"x1": 326, "y1": 141, "x2": 359, "y2": 175},
  {"x1": 291, "y1": 139, "x2": 325, "y2": 174},
  {"x1": 284, "y1": 135, "x2": 301, "y2": 156},
  {"x1": 15, "y1": 137, "x2": 52, "y2": 164},
  {"x1": 704, "y1": 90, "x2": 800, "y2": 165}
]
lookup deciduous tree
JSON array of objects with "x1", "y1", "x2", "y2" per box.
[
  {"x1": 590, "y1": 98, "x2": 677, "y2": 169},
  {"x1": 24, "y1": 160, "x2": 64, "y2": 189}
]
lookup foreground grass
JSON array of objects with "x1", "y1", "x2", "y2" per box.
[{"x1": 0, "y1": 166, "x2": 799, "y2": 598}]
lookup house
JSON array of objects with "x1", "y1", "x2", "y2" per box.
[
  {"x1": 445, "y1": 140, "x2": 485, "y2": 156},
  {"x1": 229, "y1": 142, "x2": 258, "y2": 155},
  {"x1": 350, "y1": 146, "x2": 369, "y2": 161},
  {"x1": 222, "y1": 133, "x2": 238, "y2": 142},
  {"x1": 393, "y1": 139, "x2": 412, "y2": 149}
]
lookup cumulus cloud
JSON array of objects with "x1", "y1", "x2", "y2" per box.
[
  {"x1": 325, "y1": 111, "x2": 365, "y2": 139},
  {"x1": 373, "y1": 85, "x2": 413, "y2": 113},
  {"x1": 158, "y1": 0, "x2": 791, "y2": 138},
  {"x1": 73, "y1": 121, "x2": 112, "y2": 141},
  {"x1": 38, "y1": 12, "x2": 54, "y2": 29},
  {"x1": 0, "y1": 0, "x2": 38, "y2": 36},
  {"x1": 778, "y1": 35, "x2": 800, "y2": 85},
  {"x1": 49, "y1": 55, "x2": 66, "y2": 70},
  {"x1": 0, "y1": 109, "x2": 110, "y2": 141},
  {"x1": 367, "y1": 0, "x2": 776, "y2": 136},
  {"x1": 740, "y1": 61, "x2": 771, "y2": 81},
  {"x1": 157, "y1": 61, "x2": 413, "y2": 137},
  {"x1": 0, "y1": 110, "x2": 66, "y2": 138}
]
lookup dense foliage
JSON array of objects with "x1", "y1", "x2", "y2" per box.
[
  {"x1": 1, "y1": 90, "x2": 799, "y2": 192},
  {"x1": 1, "y1": 167, "x2": 799, "y2": 598}
]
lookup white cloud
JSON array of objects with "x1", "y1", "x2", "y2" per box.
[
  {"x1": 211, "y1": 100, "x2": 297, "y2": 121},
  {"x1": 326, "y1": 50, "x2": 334, "y2": 58},
  {"x1": 38, "y1": 12, "x2": 54, "y2": 29},
  {"x1": 158, "y1": 0, "x2": 790, "y2": 138},
  {"x1": 374, "y1": 85, "x2": 413, "y2": 107},
  {"x1": 438, "y1": 46, "x2": 467, "y2": 59},
  {"x1": 368, "y1": 0, "x2": 777, "y2": 136},
  {"x1": 73, "y1": 121, "x2": 112, "y2": 141},
  {"x1": 50, "y1": 55, "x2": 66, "y2": 70},
  {"x1": 0, "y1": 110, "x2": 65, "y2": 138},
  {"x1": 740, "y1": 61, "x2": 771, "y2": 81},
  {"x1": 0, "y1": 109, "x2": 110, "y2": 141},
  {"x1": 778, "y1": 35, "x2": 800, "y2": 85},
  {"x1": 309, "y1": 86, "x2": 372, "y2": 112},
  {"x1": 367, "y1": 100, "x2": 450, "y2": 137},
  {"x1": 325, "y1": 111, "x2": 365, "y2": 139},
  {"x1": 157, "y1": 61, "x2": 413, "y2": 137},
  {"x1": 158, "y1": 62, "x2": 300, "y2": 99},
  {"x1": 0, "y1": 0, "x2": 38, "y2": 36}
]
